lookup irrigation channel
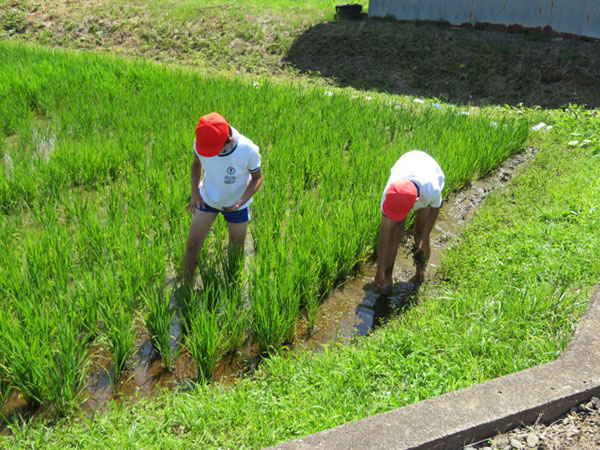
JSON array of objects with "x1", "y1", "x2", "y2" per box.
[{"x1": 0, "y1": 148, "x2": 535, "y2": 431}]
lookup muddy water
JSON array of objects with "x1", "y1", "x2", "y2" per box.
[{"x1": 0, "y1": 148, "x2": 534, "y2": 432}]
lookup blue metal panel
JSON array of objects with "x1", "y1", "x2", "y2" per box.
[{"x1": 368, "y1": 0, "x2": 600, "y2": 39}]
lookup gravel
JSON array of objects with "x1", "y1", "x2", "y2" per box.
[{"x1": 470, "y1": 397, "x2": 600, "y2": 449}]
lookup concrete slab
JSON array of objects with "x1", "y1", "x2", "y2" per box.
[{"x1": 268, "y1": 283, "x2": 600, "y2": 450}]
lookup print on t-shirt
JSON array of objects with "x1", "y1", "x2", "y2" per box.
[{"x1": 225, "y1": 166, "x2": 236, "y2": 184}]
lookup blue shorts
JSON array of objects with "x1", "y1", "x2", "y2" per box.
[{"x1": 196, "y1": 202, "x2": 250, "y2": 224}]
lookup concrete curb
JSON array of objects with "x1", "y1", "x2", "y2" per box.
[{"x1": 269, "y1": 283, "x2": 600, "y2": 450}]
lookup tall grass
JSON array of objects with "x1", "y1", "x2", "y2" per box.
[{"x1": 0, "y1": 41, "x2": 528, "y2": 416}]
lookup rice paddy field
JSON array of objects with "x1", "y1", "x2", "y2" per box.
[
  {"x1": 0, "y1": 39, "x2": 528, "y2": 403},
  {"x1": 1, "y1": 1, "x2": 600, "y2": 448}
]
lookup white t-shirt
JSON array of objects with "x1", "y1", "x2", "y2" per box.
[
  {"x1": 194, "y1": 127, "x2": 261, "y2": 210},
  {"x1": 380, "y1": 150, "x2": 445, "y2": 213}
]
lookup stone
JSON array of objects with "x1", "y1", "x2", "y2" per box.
[
  {"x1": 509, "y1": 438, "x2": 524, "y2": 449},
  {"x1": 493, "y1": 435, "x2": 510, "y2": 447},
  {"x1": 526, "y1": 432, "x2": 539, "y2": 448}
]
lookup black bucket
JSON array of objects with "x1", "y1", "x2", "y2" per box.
[{"x1": 335, "y1": 3, "x2": 363, "y2": 21}]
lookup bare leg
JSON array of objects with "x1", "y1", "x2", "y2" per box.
[
  {"x1": 375, "y1": 216, "x2": 405, "y2": 290},
  {"x1": 226, "y1": 220, "x2": 248, "y2": 275},
  {"x1": 227, "y1": 221, "x2": 248, "y2": 249},
  {"x1": 183, "y1": 210, "x2": 217, "y2": 287},
  {"x1": 413, "y1": 207, "x2": 430, "y2": 247},
  {"x1": 413, "y1": 207, "x2": 439, "y2": 282}
]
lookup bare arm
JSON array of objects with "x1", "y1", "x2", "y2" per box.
[
  {"x1": 186, "y1": 155, "x2": 204, "y2": 213},
  {"x1": 223, "y1": 169, "x2": 264, "y2": 211},
  {"x1": 420, "y1": 207, "x2": 439, "y2": 243}
]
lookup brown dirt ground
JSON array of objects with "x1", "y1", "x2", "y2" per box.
[{"x1": 286, "y1": 19, "x2": 600, "y2": 109}]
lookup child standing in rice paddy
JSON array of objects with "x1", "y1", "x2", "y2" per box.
[
  {"x1": 375, "y1": 150, "x2": 445, "y2": 290},
  {"x1": 183, "y1": 112, "x2": 263, "y2": 287}
]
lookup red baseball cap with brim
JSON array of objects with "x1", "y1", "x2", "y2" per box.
[
  {"x1": 195, "y1": 112, "x2": 230, "y2": 157},
  {"x1": 382, "y1": 180, "x2": 418, "y2": 221}
]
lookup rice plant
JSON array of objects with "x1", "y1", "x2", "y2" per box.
[
  {"x1": 0, "y1": 351, "x2": 10, "y2": 412},
  {"x1": 183, "y1": 287, "x2": 224, "y2": 384},
  {"x1": 250, "y1": 255, "x2": 301, "y2": 354},
  {"x1": 99, "y1": 298, "x2": 136, "y2": 390},
  {"x1": 219, "y1": 283, "x2": 249, "y2": 355},
  {"x1": 0, "y1": 41, "x2": 529, "y2": 415},
  {"x1": 45, "y1": 313, "x2": 91, "y2": 418},
  {"x1": 144, "y1": 289, "x2": 178, "y2": 372},
  {"x1": 0, "y1": 308, "x2": 53, "y2": 407},
  {"x1": 195, "y1": 245, "x2": 249, "y2": 354}
]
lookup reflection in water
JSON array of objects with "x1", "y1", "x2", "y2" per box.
[{"x1": 355, "y1": 280, "x2": 420, "y2": 337}]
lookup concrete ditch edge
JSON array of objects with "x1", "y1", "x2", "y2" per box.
[{"x1": 268, "y1": 282, "x2": 600, "y2": 450}]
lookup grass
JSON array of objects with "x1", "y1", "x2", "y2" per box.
[
  {"x1": 0, "y1": 0, "x2": 345, "y2": 77},
  {"x1": 2, "y1": 104, "x2": 597, "y2": 449}
]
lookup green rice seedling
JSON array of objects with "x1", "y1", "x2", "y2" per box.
[
  {"x1": 144, "y1": 289, "x2": 178, "y2": 372},
  {"x1": 99, "y1": 299, "x2": 136, "y2": 391},
  {"x1": 71, "y1": 274, "x2": 101, "y2": 341},
  {"x1": 174, "y1": 285, "x2": 197, "y2": 339},
  {"x1": 184, "y1": 288, "x2": 224, "y2": 384},
  {"x1": 250, "y1": 255, "x2": 301, "y2": 354},
  {"x1": 295, "y1": 255, "x2": 321, "y2": 335},
  {"x1": 219, "y1": 282, "x2": 249, "y2": 355},
  {"x1": 180, "y1": 243, "x2": 248, "y2": 357},
  {"x1": 209, "y1": 245, "x2": 249, "y2": 354},
  {"x1": 0, "y1": 350, "x2": 10, "y2": 411},
  {"x1": 45, "y1": 312, "x2": 91, "y2": 418},
  {"x1": 0, "y1": 307, "x2": 52, "y2": 407}
]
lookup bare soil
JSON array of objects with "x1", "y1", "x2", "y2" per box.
[{"x1": 286, "y1": 19, "x2": 600, "y2": 108}]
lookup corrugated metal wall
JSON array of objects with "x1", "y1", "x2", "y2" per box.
[{"x1": 368, "y1": 0, "x2": 600, "y2": 39}]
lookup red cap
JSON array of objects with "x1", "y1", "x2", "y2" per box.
[
  {"x1": 382, "y1": 180, "x2": 417, "y2": 221},
  {"x1": 195, "y1": 112, "x2": 230, "y2": 157}
]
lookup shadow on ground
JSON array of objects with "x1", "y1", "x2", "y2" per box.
[
  {"x1": 354, "y1": 279, "x2": 420, "y2": 337},
  {"x1": 285, "y1": 18, "x2": 600, "y2": 108}
]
